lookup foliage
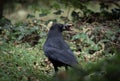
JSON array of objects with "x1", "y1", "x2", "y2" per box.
[
  {"x1": 0, "y1": 1, "x2": 120, "y2": 81},
  {"x1": 60, "y1": 0, "x2": 120, "y2": 22},
  {"x1": 0, "y1": 18, "x2": 47, "y2": 46},
  {"x1": 0, "y1": 15, "x2": 120, "y2": 81},
  {"x1": 43, "y1": 53, "x2": 120, "y2": 81},
  {"x1": 0, "y1": 42, "x2": 53, "y2": 81}
]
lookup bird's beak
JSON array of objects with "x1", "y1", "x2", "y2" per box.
[{"x1": 64, "y1": 24, "x2": 74, "y2": 31}]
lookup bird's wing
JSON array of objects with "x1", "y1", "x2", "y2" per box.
[{"x1": 44, "y1": 46, "x2": 78, "y2": 66}]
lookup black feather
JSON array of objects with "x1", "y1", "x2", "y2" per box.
[{"x1": 43, "y1": 23, "x2": 78, "y2": 72}]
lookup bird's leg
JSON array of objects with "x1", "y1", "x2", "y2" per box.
[
  {"x1": 65, "y1": 66, "x2": 68, "y2": 71},
  {"x1": 54, "y1": 66, "x2": 58, "y2": 73},
  {"x1": 53, "y1": 66, "x2": 58, "y2": 77}
]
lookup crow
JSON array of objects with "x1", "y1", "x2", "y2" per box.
[{"x1": 43, "y1": 23, "x2": 78, "y2": 72}]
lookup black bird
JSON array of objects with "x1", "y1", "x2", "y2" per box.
[{"x1": 43, "y1": 23, "x2": 78, "y2": 72}]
